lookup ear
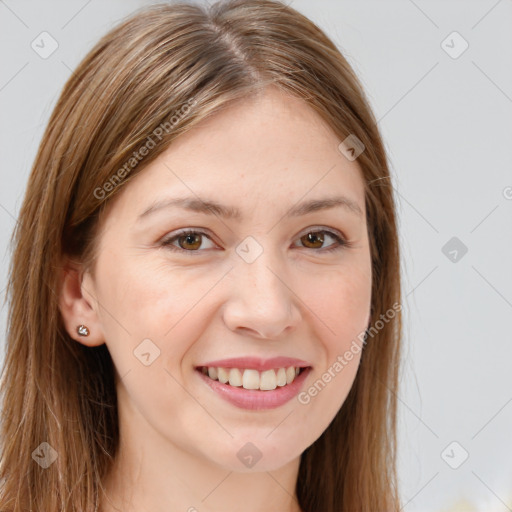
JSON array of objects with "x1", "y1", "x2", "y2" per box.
[{"x1": 58, "y1": 255, "x2": 105, "y2": 347}]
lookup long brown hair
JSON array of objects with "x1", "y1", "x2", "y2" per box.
[{"x1": 0, "y1": 1, "x2": 402, "y2": 510}]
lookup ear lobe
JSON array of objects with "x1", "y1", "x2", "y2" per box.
[{"x1": 58, "y1": 257, "x2": 105, "y2": 347}]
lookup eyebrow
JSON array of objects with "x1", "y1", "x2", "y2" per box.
[{"x1": 137, "y1": 194, "x2": 363, "y2": 222}]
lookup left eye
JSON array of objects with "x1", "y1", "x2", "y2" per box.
[
  {"x1": 160, "y1": 228, "x2": 349, "y2": 254},
  {"x1": 292, "y1": 230, "x2": 347, "y2": 252}
]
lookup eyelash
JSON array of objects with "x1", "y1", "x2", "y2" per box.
[{"x1": 160, "y1": 227, "x2": 352, "y2": 255}]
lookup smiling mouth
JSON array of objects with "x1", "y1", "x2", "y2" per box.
[{"x1": 196, "y1": 365, "x2": 309, "y2": 391}]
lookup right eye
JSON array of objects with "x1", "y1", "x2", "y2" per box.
[{"x1": 160, "y1": 229, "x2": 217, "y2": 254}]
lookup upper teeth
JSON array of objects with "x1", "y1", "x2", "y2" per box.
[{"x1": 201, "y1": 366, "x2": 301, "y2": 391}]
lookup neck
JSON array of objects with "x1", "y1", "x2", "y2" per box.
[{"x1": 100, "y1": 422, "x2": 303, "y2": 512}]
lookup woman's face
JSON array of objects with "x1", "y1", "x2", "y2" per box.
[{"x1": 79, "y1": 87, "x2": 372, "y2": 472}]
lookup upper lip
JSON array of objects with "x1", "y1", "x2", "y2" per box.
[{"x1": 196, "y1": 356, "x2": 312, "y2": 372}]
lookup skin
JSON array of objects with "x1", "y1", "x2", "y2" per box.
[{"x1": 59, "y1": 86, "x2": 372, "y2": 512}]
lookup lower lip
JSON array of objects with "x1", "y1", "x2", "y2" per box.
[{"x1": 196, "y1": 367, "x2": 312, "y2": 410}]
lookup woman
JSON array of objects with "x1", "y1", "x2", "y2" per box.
[{"x1": 0, "y1": 1, "x2": 402, "y2": 510}]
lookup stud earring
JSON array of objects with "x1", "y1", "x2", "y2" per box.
[{"x1": 77, "y1": 325, "x2": 90, "y2": 337}]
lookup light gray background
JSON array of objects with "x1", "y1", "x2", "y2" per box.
[{"x1": 1, "y1": 1, "x2": 511, "y2": 511}]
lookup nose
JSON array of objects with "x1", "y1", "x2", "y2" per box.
[{"x1": 222, "y1": 252, "x2": 302, "y2": 340}]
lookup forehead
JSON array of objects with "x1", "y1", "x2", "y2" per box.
[{"x1": 103, "y1": 87, "x2": 366, "y2": 224}]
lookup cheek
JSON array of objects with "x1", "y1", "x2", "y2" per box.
[
  {"x1": 96, "y1": 260, "x2": 213, "y2": 427},
  {"x1": 299, "y1": 261, "x2": 372, "y2": 346},
  {"x1": 294, "y1": 265, "x2": 370, "y2": 436},
  {"x1": 98, "y1": 252, "x2": 201, "y2": 333},
  {"x1": 97, "y1": 257, "x2": 226, "y2": 378}
]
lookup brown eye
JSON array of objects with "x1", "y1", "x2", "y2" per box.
[
  {"x1": 177, "y1": 232, "x2": 202, "y2": 250},
  {"x1": 161, "y1": 230, "x2": 216, "y2": 253},
  {"x1": 161, "y1": 227, "x2": 350, "y2": 256},
  {"x1": 300, "y1": 231, "x2": 325, "y2": 249},
  {"x1": 294, "y1": 229, "x2": 348, "y2": 253}
]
